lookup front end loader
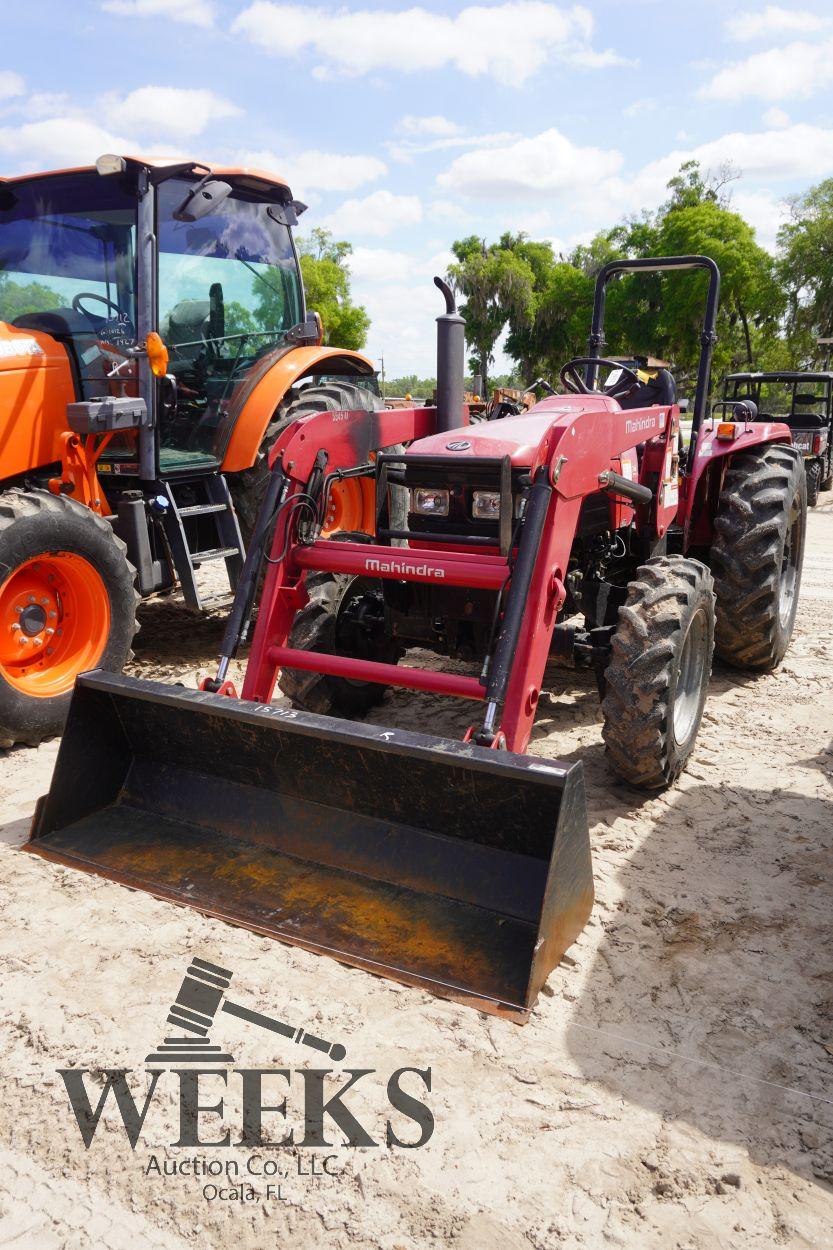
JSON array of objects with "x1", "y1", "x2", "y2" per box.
[{"x1": 28, "y1": 257, "x2": 807, "y2": 1021}]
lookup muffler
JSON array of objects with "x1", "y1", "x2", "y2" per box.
[{"x1": 26, "y1": 672, "x2": 593, "y2": 1021}]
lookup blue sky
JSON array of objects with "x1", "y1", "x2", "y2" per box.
[{"x1": 2, "y1": 0, "x2": 833, "y2": 374}]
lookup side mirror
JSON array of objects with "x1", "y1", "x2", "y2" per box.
[{"x1": 173, "y1": 178, "x2": 232, "y2": 223}]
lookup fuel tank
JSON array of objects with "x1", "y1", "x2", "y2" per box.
[{"x1": 0, "y1": 322, "x2": 76, "y2": 478}]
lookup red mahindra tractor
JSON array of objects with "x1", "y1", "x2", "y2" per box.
[{"x1": 29, "y1": 256, "x2": 806, "y2": 1023}]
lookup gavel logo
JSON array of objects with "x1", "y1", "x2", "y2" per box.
[{"x1": 145, "y1": 956, "x2": 346, "y2": 1066}]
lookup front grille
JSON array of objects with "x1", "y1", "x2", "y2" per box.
[{"x1": 375, "y1": 453, "x2": 527, "y2": 554}]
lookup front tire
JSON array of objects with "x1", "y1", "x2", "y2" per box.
[
  {"x1": 601, "y1": 556, "x2": 715, "y2": 790},
  {"x1": 711, "y1": 443, "x2": 806, "y2": 670},
  {"x1": 0, "y1": 490, "x2": 139, "y2": 747}
]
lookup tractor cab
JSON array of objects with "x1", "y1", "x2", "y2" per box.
[
  {"x1": 722, "y1": 370, "x2": 833, "y2": 503},
  {"x1": 0, "y1": 158, "x2": 307, "y2": 478}
]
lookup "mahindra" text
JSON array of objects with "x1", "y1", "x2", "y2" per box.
[{"x1": 365, "y1": 559, "x2": 446, "y2": 579}]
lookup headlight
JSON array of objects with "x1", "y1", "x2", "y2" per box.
[
  {"x1": 411, "y1": 487, "x2": 449, "y2": 516},
  {"x1": 472, "y1": 490, "x2": 501, "y2": 520}
]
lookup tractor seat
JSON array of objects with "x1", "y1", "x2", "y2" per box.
[
  {"x1": 784, "y1": 411, "x2": 828, "y2": 428},
  {"x1": 161, "y1": 300, "x2": 211, "y2": 362},
  {"x1": 618, "y1": 368, "x2": 677, "y2": 410}
]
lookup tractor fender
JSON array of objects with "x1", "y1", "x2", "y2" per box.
[
  {"x1": 221, "y1": 345, "x2": 376, "y2": 474},
  {"x1": 680, "y1": 420, "x2": 792, "y2": 546}
]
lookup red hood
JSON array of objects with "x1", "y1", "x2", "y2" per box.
[{"x1": 408, "y1": 394, "x2": 621, "y2": 466}]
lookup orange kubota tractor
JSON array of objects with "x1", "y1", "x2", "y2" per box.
[{"x1": 0, "y1": 154, "x2": 382, "y2": 746}]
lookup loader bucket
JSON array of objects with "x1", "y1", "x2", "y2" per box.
[{"x1": 26, "y1": 672, "x2": 593, "y2": 1020}]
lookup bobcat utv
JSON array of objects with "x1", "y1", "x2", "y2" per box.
[
  {"x1": 721, "y1": 368, "x2": 833, "y2": 506},
  {"x1": 29, "y1": 257, "x2": 807, "y2": 1021},
  {"x1": 0, "y1": 154, "x2": 382, "y2": 745}
]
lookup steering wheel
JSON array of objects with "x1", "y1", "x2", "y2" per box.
[
  {"x1": 560, "y1": 357, "x2": 641, "y2": 399},
  {"x1": 72, "y1": 291, "x2": 125, "y2": 322}
]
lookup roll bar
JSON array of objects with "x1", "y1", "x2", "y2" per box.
[{"x1": 586, "y1": 255, "x2": 721, "y2": 472}]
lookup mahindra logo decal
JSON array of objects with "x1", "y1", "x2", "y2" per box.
[
  {"x1": 624, "y1": 415, "x2": 659, "y2": 434},
  {"x1": 445, "y1": 439, "x2": 471, "y2": 450},
  {"x1": 365, "y1": 558, "x2": 446, "y2": 578}
]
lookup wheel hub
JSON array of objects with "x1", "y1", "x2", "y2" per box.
[{"x1": 19, "y1": 604, "x2": 47, "y2": 637}]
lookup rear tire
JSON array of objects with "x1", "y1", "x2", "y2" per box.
[
  {"x1": 711, "y1": 443, "x2": 806, "y2": 670},
  {"x1": 601, "y1": 556, "x2": 715, "y2": 790},
  {"x1": 229, "y1": 380, "x2": 384, "y2": 545},
  {"x1": 278, "y1": 533, "x2": 401, "y2": 716},
  {"x1": 806, "y1": 458, "x2": 821, "y2": 508},
  {"x1": 818, "y1": 448, "x2": 832, "y2": 492},
  {"x1": 0, "y1": 490, "x2": 139, "y2": 747}
]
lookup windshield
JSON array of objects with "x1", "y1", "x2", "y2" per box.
[
  {"x1": 0, "y1": 173, "x2": 137, "y2": 393},
  {"x1": 157, "y1": 177, "x2": 303, "y2": 465}
]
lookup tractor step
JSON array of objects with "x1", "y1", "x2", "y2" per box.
[
  {"x1": 160, "y1": 474, "x2": 245, "y2": 612},
  {"x1": 191, "y1": 546, "x2": 241, "y2": 565},
  {"x1": 178, "y1": 503, "x2": 228, "y2": 518}
]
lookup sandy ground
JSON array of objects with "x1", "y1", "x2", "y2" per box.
[{"x1": 0, "y1": 503, "x2": 831, "y2": 1250}]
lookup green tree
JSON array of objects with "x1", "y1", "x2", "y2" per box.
[
  {"x1": 778, "y1": 178, "x2": 833, "y2": 362},
  {"x1": 300, "y1": 228, "x2": 370, "y2": 350},
  {"x1": 253, "y1": 228, "x2": 370, "y2": 350},
  {"x1": 0, "y1": 275, "x2": 62, "y2": 322},
  {"x1": 224, "y1": 300, "x2": 257, "y2": 337},
  {"x1": 448, "y1": 235, "x2": 535, "y2": 391}
]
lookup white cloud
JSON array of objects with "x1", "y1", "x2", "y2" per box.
[
  {"x1": 321, "y1": 189, "x2": 423, "y2": 237},
  {"x1": 0, "y1": 118, "x2": 139, "y2": 172},
  {"x1": 762, "y1": 105, "x2": 790, "y2": 127},
  {"x1": 236, "y1": 146, "x2": 385, "y2": 195},
  {"x1": 0, "y1": 71, "x2": 25, "y2": 102},
  {"x1": 629, "y1": 123, "x2": 833, "y2": 204},
  {"x1": 397, "y1": 115, "x2": 462, "y2": 138},
  {"x1": 102, "y1": 0, "x2": 216, "y2": 27},
  {"x1": 731, "y1": 189, "x2": 787, "y2": 252},
  {"x1": 348, "y1": 246, "x2": 416, "y2": 284},
  {"x1": 26, "y1": 92, "x2": 72, "y2": 119},
  {"x1": 232, "y1": 2, "x2": 626, "y2": 86},
  {"x1": 623, "y1": 97, "x2": 656, "y2": 118},
  {"x1": 236, "y1": 147, "x2": 386, "y2": 195},
  {"x1": 387, "y1": 128, "x2": 520, "y2": 163},
  {"x1": 428, "y1": 198, "x2": 470, "y2": 224},
  {"x1": 437, "y1": 127, "x2": 622, "y2": 200},
  {"x1": 701, "y1": 38, "x2": 833, "y2": 101},
  {"x1": 725, "y1": 6, "x2": 829, "y2": 41},
  {"x1": 106, "y1": 86, "x2": 241, "y2": 139}
]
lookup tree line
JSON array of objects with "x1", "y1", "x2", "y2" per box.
[{"x1": 447, "y1": 163, "x2": 833, "y2": 393}]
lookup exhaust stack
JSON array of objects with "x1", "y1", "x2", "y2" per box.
[{"x1": 434, "y1": 275, "x2": 465, "y2": 432}]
